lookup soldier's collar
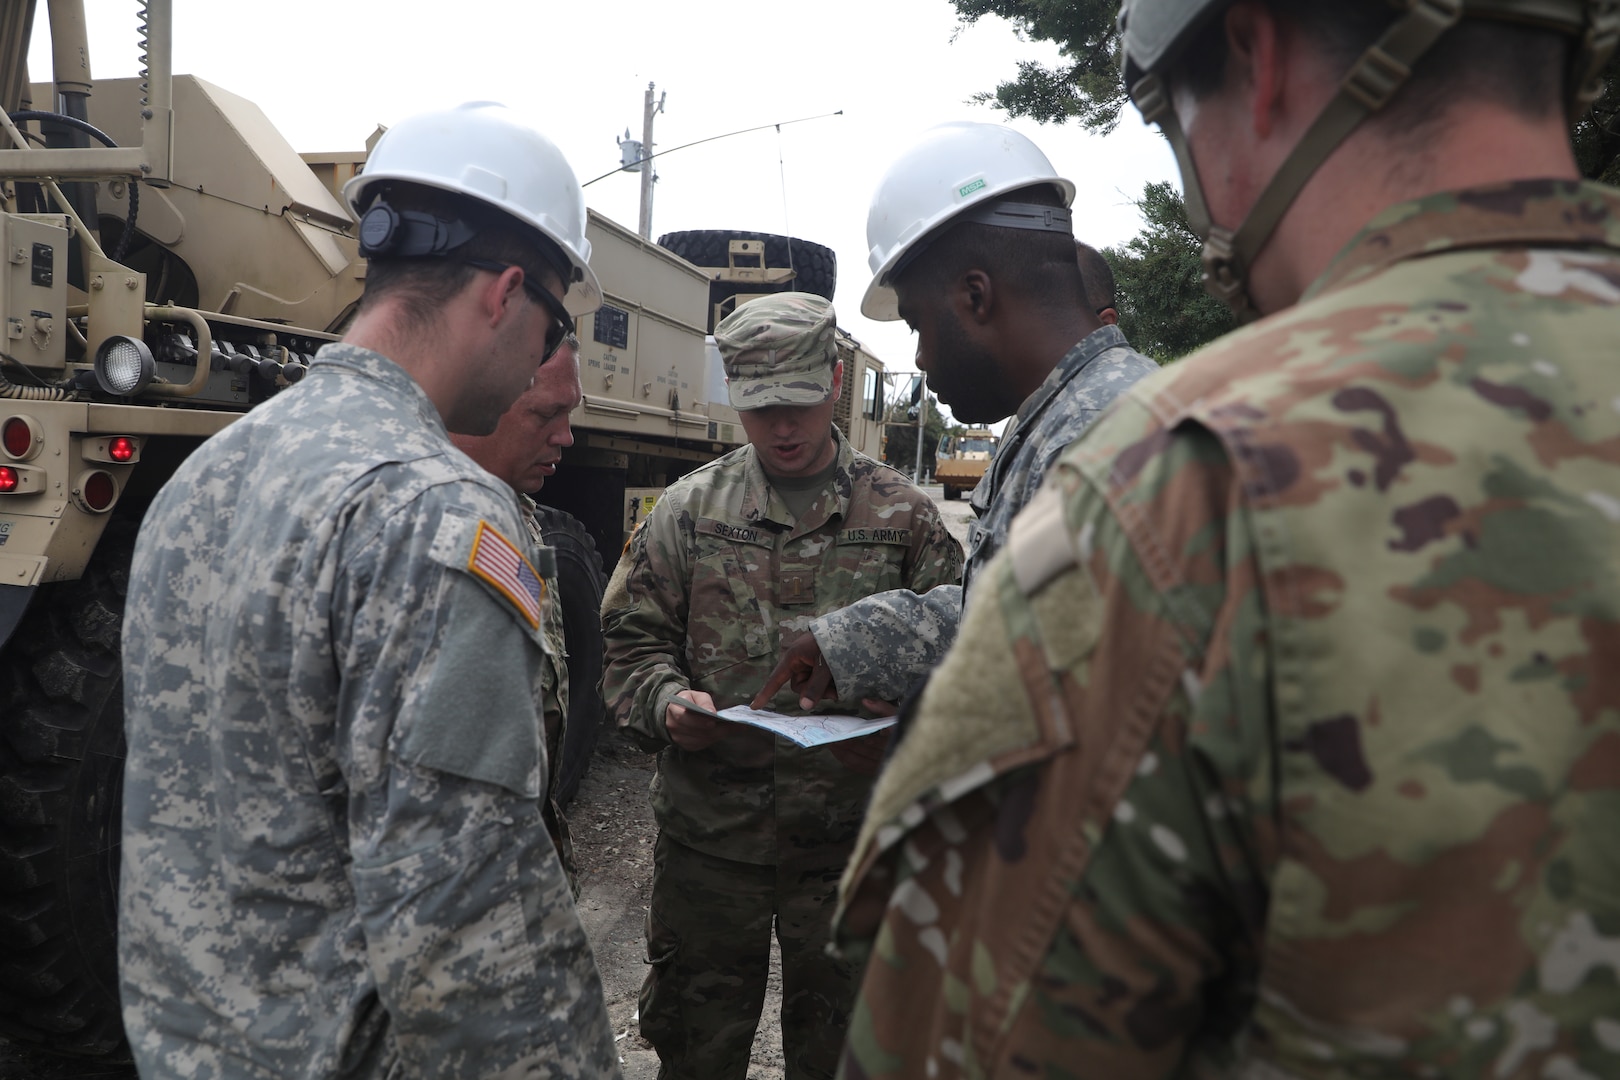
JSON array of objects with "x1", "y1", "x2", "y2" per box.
[
  {"x1": 739, "y1": 427, "x2": 853, "y2": 528},
  {"x1": 311, "y1": 342, "x2": 446, "y2": 437},
  {"x1": 1014, "y1": 324, "x2": 1131, "y2": 426},
  {"x1": 1308, "y1": 179, "x2": 1620, "y2": 301}
]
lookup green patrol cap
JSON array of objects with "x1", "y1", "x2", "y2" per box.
[{"x1": 715, "y1": 292, "x2": 838, "y2": 411}]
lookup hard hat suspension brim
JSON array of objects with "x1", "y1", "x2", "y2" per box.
[
  {"x1": 357, "y1": 199, "x2": 479, "y2": 260},
  {"x1": 883, "y1": 201, "x2": 1077, "y2": 288},
  {"x1": 357, "y1": 190, "x2": 578, "y2": 298}
]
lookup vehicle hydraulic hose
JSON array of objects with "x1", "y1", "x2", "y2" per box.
[{"x1": 8, "y1": 110, "x2": 141, "y2": 263}]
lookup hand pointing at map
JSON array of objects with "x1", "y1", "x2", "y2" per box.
[{"x1": 754, "y1": 634, "x2": 837, "y2": 710}]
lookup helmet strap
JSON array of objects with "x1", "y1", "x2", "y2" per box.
[{"x1": 1132, "y1": 0, "x2": 1465, "y2": 321}]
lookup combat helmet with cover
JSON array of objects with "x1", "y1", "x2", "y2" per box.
[{"x1": 1117, "y1": 0, "x2": 1620, "y2": 320}]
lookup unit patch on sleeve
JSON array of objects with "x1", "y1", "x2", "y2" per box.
[{"x1": 468, "y1": 520, "x2": 546, "y2": 630}]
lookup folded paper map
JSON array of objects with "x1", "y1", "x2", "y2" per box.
[{"x1": 674, "y1": 700, "x2": 896, "y2": 749}]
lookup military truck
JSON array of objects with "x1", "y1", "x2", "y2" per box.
[
  {"x1": 934, "y1": 426, "x2": 997, "y2": 500},
  {"x1": 0, "y1": 0, "x2": 889, "y2": 1060}
]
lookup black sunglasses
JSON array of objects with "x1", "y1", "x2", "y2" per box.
[{"x1": 464, "y1": 258, "x2": 575, "y2": 362}]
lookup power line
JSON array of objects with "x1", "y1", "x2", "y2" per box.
[{"x1": 582, "y1": 109, "x2": 843, "y2": 188}]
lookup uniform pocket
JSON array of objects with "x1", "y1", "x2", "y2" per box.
[
  {"x1": 854, "y1": 545, "x2": 906, "y2": 594},
  {"x1": 638, "y1": 896, "x2": 684, "y2": 1054},
  {"x1": 644, "y1": 903, "x2": 680, "y2": 967},
  {"x1": 686, "y1": 543, "x2": 772, "y2": 676}
]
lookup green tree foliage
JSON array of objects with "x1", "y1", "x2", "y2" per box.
[
  {"x1": 953, "y1": 0, "x2": 1129, "y2": 131},
  {"x1": 1103, "y1": 181, "x2": 1237, "y2": 363},
  {"x1": 882, "y1": 396, "x2": 954, "y2": 479},
  {"x1": 954, "y1": 0, "x2": 1620, "y2": 183}
]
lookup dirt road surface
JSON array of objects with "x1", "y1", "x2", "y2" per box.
[
  {"x1": 573, "y1": 735, "x2": 793, "y2": 1079},
  {"x1": 0, "y1": 487, "x2": 973, "y2": 1079},
  {"x1": 924, "y1": 482, "x2": 978, "y2": 549}
]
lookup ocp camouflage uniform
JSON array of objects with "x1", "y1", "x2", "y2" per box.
[
  {"x1": 835, "y1": 179, "x2": 1620, "y2": 1078},
  {"x1": 120, "y1": 343, "x2": 618, "y2": 1079},
  {"x1": 602, "y1": 428, "x2": 963, "y2": 1079},
  {"x1": 520, "y1": 492, "x2": 578, "y2": 896},
  {"x1": 809, "y1": 324, "x2": 1158, "y2": 701}
]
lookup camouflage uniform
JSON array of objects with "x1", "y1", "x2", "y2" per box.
[
  {"x1": 835, "y1": 179, "x2": 1620, "y2": 1078},
  {"x1": 809, "y1": 324, "x2": 1158, "y2": 701},
  {"x1": 520, "y1": 492, "x2": 578, "y2": 895},
  {"x1": 120, "y1": 343, "x2": 618, "y2": 1079},
  {"x1": 601, "y1": 295, "x2": 964, "y2": 1080}
]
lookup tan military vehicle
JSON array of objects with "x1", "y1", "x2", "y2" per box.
[
  {"x1": 0, "y1": 0, "x2": 889, "y2": 1060},
  {"x1": 934, "y1": 426, "x2": 997, "y2": 500}
]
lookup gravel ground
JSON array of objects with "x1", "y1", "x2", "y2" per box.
[{"x1": 570, "y1": 733, "x2": 788, "y2": 1080}]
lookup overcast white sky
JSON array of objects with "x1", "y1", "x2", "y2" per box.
[{"x1": 29, "y1": 0, "x2": 1180, "y2": 419}]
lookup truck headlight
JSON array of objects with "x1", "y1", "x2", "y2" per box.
[{"x1": 94, "y1": 335, "x2": 155, "y2": 396}]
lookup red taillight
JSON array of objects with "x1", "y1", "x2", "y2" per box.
[
  {"x1": 0, "y1": 462, "x2": 42, "y2": 494},
  {"x1": 2, "y1": 417, "x2": 31, "y2": 458},
  {"x1": 108, "y1": 436, "x2": 136, "y2": 462},
  {"x1": 81, "y1": 470, "x2": 116, "y2": 511}
]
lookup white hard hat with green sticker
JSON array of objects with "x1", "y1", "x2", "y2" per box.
[{"x1": 861, "y1": 122, "x2": 1077, "y2": 322}]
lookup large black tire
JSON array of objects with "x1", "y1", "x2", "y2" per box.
[
  {"x1": 0, "y1": 525, "x2": 134, "y2": 1061},
  {"x1": 536, "y1": 507, "x2": 608, "y2": 808},
  {"x1": 657, "y1": 230, "x2": 837, "y2": 327}
]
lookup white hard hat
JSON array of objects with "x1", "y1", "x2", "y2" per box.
[
  {"x1": 861, "y1": 122, "x2": 1076, "y2": 321},
  {"x1": 344, "y1": 102, "x2": 601, "y2": 316}
]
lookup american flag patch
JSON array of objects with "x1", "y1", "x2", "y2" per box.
[{"x1": 467, "y1": 520, "x2": 545, "y2": 630}]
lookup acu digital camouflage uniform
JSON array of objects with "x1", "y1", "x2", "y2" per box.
[
  {"x1": 120, "y1": 343, "x2": 618, "y2": 1080},
  {"x1": 601, "y1": 294, "x2": 964, "y2": 1080},
  {"x1": 810, "y1": 324, "x2": 1158, "y2": 701},
  {"x1": 835, "y1": 179, "x2": 1620, "y2": 1079}
]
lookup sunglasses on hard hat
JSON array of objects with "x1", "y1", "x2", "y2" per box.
[{"x1": 463, "y1": 258, "x2": 576, "y2": 362}]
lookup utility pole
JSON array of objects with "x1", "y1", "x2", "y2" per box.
[
  {"x1": 639, "y1": 82, "x2": 665, "y2": 239},
  {"x1": 913, "y1": 374, "x2": 928, "y2": 482}
]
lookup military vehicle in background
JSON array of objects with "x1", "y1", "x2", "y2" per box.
[
  {"x1": 0, "y1": 0, "x2": 888, "y2": 1061},
  {"x1": 934, "y1": 426, "x2": 997, "y2": 500}
]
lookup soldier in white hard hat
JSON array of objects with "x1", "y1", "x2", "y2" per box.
[
  {"x1": 119, "y1": 104, "x2": 618, "y2": 1079},
  {"x1": 755, "y1": 122, "x2": 1158, "y2": 712}
]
